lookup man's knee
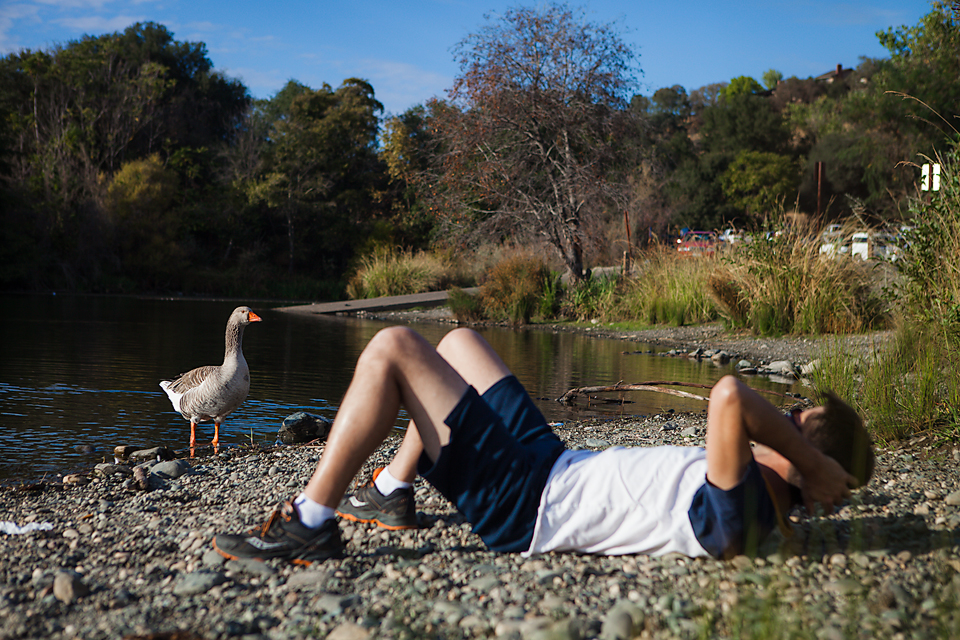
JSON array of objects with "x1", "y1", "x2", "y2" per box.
[
  {"x1": 436, "y1": 327, "x2": 481, "y2": 355},
  {"x1": 361, "y1": 326, "x2": 429, "y2": 365},
  {"x1": 709, "y1": 375, "x2": 744, "y2": 408}
]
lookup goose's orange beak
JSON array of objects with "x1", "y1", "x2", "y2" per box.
[{"x1": 250, "y1": 311, "x2": 263, "y2": 322}]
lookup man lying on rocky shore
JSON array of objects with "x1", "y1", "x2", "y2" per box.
[{"x1": 212, "y1": 326, "x2": 873, "y2": 564}]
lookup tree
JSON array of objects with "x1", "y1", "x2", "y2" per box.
[
  {"x1": 762, "y1": 69, "x2": 783, "y2": 90},
  {"x1": 378, "y1": 104, "x2": 439, "y2": 249},
  {"x1": 722, "y1": 76, "x2": 765, "y2": 99},
  {"x1": 250, "y1": 78, "x2": 384, "y2": 277},
  {"x1": 875, "y1": 0, "x2": 960, "y2": 135},
  {"x1": 720, "y1": 150, "x2": 799, "y2": 220},
  {"x1": 430, "y1": 3, "x2": 638, "y2": 281},
  {"x1": 701, "y1": 92, "x2": 790, "y2": 155}
]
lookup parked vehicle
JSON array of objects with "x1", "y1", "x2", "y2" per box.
[
  {"x1": 676, "y1": 231, "x2": 718, "y2": 256},
  {"x1": 719, "y1": 228, "x2": 743, "y2": 245},
  {"x1": 848, "y1": 230, "x2": 900, "y2": 261},
  {"x1": 818, "y1": 224, "x2": 846, "y2": 257}
]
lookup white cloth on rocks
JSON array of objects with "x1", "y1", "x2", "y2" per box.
[
  {"x1": 0, "y1": 521, "x2": 54, "y2": 535},
  {"x1": 525, "y1": 445, "x2": 711, "y2": 557}
]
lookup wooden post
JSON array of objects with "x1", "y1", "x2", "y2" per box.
[
  {"x1": 622, "y1": 208, "x2": 632, "y2": 274},
  {"x1": 816, "y1": 162, "x2": 823, "y2": 218}
]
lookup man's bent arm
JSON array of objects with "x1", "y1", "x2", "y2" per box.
[{"x1": 706, "y1": 376, "x2": 857, "y2": 514}]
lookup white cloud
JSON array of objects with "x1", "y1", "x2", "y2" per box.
[
  {"x1": 54, "y1": 15, "x2": 147, "y2": 33},
  {"x1": 355, "y1": 59, "x2": 452, "y2": 115},
  {"x1": 0, "y1": 2, "x2": 42, "y2": 52}
]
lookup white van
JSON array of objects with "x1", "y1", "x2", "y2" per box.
[
  {"x1": 850, "y1": 231, "x2": 899, "y2": 261},
  {"x1": 850, "y1": 232, "x2": 870, "y2": 260}
]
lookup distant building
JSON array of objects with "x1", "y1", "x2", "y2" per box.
[{"x1": 815, "y1": 63, "x2": 854, "y2": 83}]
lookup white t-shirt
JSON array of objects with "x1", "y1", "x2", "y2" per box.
[{"x1": 525, "y1": 446, "x2": 711, "y2": 557}]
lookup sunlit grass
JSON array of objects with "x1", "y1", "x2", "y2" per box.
[
  {"x1": 708, "y1": 224, "x2": 888, "y2": 336},
  {"x1": 347, "y1": 248, "x2": 465, "y2": 299}
]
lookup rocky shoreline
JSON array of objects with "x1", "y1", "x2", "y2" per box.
[
  {"x1": 358, "y1": 308, "x2": 893, "y2": 368},
  {"x1": 3, "y1": 317, "x2": 959, "y2": 640}
]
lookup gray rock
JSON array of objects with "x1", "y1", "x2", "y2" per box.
[
  {"x1": 326, "y1": 622, "x2": 370, "y2": 640},
  {"x1": 279, "y1": 412, "x2": 333, "y2": 445},
  {"x1": 584, "y1": 438, "x2": 611, "y2": 449},
  {"x1": 225, "y1": 558, "x2": 276, "y2": 576},
  {"x1": 710, "y1": 350, "x2": 730, "y2": 365},
  {"x1": 151, "y1": 459, "x2": 193, "y2": 479},
  {"x1": 600, "y1": 600, "x2": 644, "y2": 640},
  {"x1": 764, "y1": 360, "x2": 796, "y2": 376},
  {"x1": 945, "y1": 490, "x2": 960, "y2": 506},
  {"x1": 94, "y1": 463, "x2": 132, "y2": 477},
  {"x1": 527, "y1": 617, "x2": 582, "y2": 640},
  {"x1": 315, "y1": 593, "x2": 360, "y2": 615},
  {"x1": 800, "y1": 359, "x2": 820, "y2": 375},
  {"x1": 173, "y1": 571, "x2": 229, "y2": 596},
  {"x1": 287, "y1": 567, "x2": 333, "y2": 589},
  {"x1": 202, "y1": 549, "x2": 227, "y2": 568},
  {"x1": 129, "y1": 446, "x2": 175, "y2": 462},
  {"x1": 53, "y1": 571, "x2": 89, "y2": 604}
]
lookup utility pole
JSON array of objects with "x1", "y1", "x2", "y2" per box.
[{"x1": 816, "y1": 162, "x2": 823, "y2": 218}]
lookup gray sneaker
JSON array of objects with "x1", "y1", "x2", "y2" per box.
[
  {"x1": 336, "y1": 468, "x2": 418, "y2": 530},
  {"x1": 213, "y1": 500, "x2": 343, "y2": 565}
]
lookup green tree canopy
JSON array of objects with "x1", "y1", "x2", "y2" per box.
[
  {"x1": 722, "y1": 75, "x2": 765, "y2": 99},
  {"x1": 720, "y1": 150, "x2": 799, "y2": 220}
]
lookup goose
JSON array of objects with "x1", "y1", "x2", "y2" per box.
[{"x1": 159, "y1": 306, "x2": 262, "y2": 448}]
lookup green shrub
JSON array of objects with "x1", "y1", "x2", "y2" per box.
[
  {"x1": 812, "y1": 322, "x2": 960, "y2": 443},
  {"x1": 448, "y1": 287, "x2": 484, "y2": 322},
  {"x1": 479, "y1": 254, "x2": 552, "y2": 325},
  {"x1": 894, "y1": 146, "x2": 960, "y2": 335},
  {"x1": 563, "y1": 275, "x2": 619, "y2": 322}
]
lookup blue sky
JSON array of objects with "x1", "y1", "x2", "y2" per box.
[{"x1": 0, "y1": 0, "x2": 934, "y2": 116}]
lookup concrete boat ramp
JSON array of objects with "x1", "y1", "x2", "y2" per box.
[{"x1": 275, "y1": 288, "x2": 479, "y2": 316}]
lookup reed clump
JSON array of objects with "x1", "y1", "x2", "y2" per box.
[
  {"x1": 347, "y1": 248, "x2": 468, "y2": 299},
  {"x1": 707, "y1": 225, "x2": 888, "y2": 336},
  {"x1": 614, "y1": 250, "x2": 720, "y2": 326},
  {"x1": 813, "y1": 146, "x2": 960, "y2": 442}
]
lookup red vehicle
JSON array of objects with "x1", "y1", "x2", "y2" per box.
[{"x1": 676, "y1": 231, "x2": 718, "y2": 256}]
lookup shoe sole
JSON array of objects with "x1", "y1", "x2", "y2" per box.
[
  {"x1": 336, "y1": 510, "x2": 417, "y2": 531},
  {"x1": 211, "y1": 538, "x2": 341, "y2": 566}
]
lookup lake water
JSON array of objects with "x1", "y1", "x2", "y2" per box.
[{"x1": 0, "y1": 293, "x2": 798, "y2": 484}]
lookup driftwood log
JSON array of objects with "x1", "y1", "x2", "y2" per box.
[{"x1": 556, "y1": 380, "x2": 793, "y2": 406}]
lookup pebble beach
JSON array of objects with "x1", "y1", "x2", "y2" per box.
[{"x1": 2, "y1": 322, "x2": 959, "y2": 640}]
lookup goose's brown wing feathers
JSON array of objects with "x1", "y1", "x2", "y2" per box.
[{"x1": 165, "y1": 365, "x2": 218, "y2": 394}]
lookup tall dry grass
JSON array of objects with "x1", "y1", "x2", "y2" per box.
[
  {"x1": 708, "y1": 225, "x2": 888, "y2": 336},
  {"x1": 612, "y1": 250, "x2": 719, "y2": 326},
  {"x1": 346, "y1": 248, "x2": 472, "y2": 299},
  {"x1": 478, "y1": 253, "x2": 555, "y2": 325}
]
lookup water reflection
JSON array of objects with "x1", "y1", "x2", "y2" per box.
[{"x1": 0, "y1": 293, "x2": 797, "y2": 484}]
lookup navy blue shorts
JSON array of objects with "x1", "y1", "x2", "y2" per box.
[
  {"x1": 688, "y1": 458, "x2": 780, "y2": 558},
  {"x1": 417, "y1": 375, "x2": 566, "y2": 552}
]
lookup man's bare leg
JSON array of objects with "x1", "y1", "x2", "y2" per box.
[
  {"x1": 302, "y1": 326, "x2": 469, "y2": 508},
  {"x1": 384, "y1": 328, "x2": 513, "y2": 484}
]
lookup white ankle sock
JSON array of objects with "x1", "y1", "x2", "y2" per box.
[
  {"x1": 293, "y1": 493, "x2": 335, "y2": 528},
  {"x1": 374, "y1": 467, "x2": 412, "y2": 496}
]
